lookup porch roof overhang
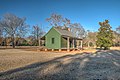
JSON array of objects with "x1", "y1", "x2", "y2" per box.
[
  {"x1": 62, "y1": 35, "x2": 82, "y2": 40},
  {"x1": 41, "y1": 36, "x2": 45, "y2": 40}
]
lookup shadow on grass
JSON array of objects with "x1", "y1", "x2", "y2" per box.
[{"x1": 0, "y1": 50, "x2": 120, "y2": 80}]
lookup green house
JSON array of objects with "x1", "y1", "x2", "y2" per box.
[{"x1": 42, "y1": 27, "x2": 82, "y2": 49}]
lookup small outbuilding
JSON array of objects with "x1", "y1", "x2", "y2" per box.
[{"x1": 41, "y1": 27, "x2": 83, "y2": 51}]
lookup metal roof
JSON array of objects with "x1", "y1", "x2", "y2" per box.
[
  {"x1": 54, "y1": 27, "x2": 76, "y2": 38},
  {"x1": 41, "y1": 27, "x2": 82, "y2": 40}
]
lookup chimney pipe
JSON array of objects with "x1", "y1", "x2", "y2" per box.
[{"x1": 68, "y1": 28, "x2": 71, "y2": 31}]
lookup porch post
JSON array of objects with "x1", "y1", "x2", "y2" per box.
[
  {"x1": 67, "y1": 37, "x2": 70, "y2": 51},
  {"x1": 80, "y1": 40, "x2": 83, "y2": 49},
  {"x1": 76, "y1": 40, "x2": 79, "y2": 49},
  {"x1": 39, "y1": 37, "x2": 41, "y2": 46},
  {"x1": 73, "y1": 39, "x2": 75, "y2": 48},
  {"x1": 77, "y1": 40, "x2": 80, "y2": 50}
]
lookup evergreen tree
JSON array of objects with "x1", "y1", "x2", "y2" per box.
[{"x1": 96, "y1": 20, "x2": 114, "y2": 50}]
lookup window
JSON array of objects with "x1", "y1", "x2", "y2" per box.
[{"x1": 52, "y1": 38, "x2": 55, "y2": 44}]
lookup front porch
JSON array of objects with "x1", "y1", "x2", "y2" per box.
[{"x1": 61, "y1": 36, "x2": 83, "y2": 51}]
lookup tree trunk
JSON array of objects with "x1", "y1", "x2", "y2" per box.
[
  {"x1": 12, "y1": 34, "x2": 15, "y2": 48},
  {"x1": 39, "y1": 37, "x2": 41, "y2": 46},
  {"x1": 104, "y1": 47, "x2": 109, "y2": 50},
  {"x1": 100, "y1": 46, "x2": 102, "y2": 50},
  {"x1": 5, "y1": 38, "x2": 7, "y2": 48}
]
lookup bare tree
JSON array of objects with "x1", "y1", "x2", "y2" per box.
[
  {"x1": 46, "y1": 13, "x2": 71, "y2": 28},
  {"x1": 0, "y1": 27, "x2": 3, "y2": 45},
  {"x1": 70, "y1": 23, "x2": 85, "y2": 39},
  {"x1": 0, "y1": 13, "x2": 29, "y2": 48},
  {"x1": 115, "y1": 26, "x2": 120, "y2": 46},
  {"x1": 46, "y1": 13, "x2": 64, "y2": 27},
  {"x1": 84, "y1": 30, "x2": 97, "y2": 48},
  {"x1": 32, "y1": 25, "x2": 44, "y2": 46},
  {"x1": 116, "y1": 26, "x2": 120, "y2": 34},
  {"x1": 0, "y1": 27, "x2": 2, "y2": 37}
]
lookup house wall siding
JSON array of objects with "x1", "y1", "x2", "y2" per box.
[
  {"x1": 45, "y1": 28, "x2": 61, "y2": 49},
  {"x1": 61, "y1": 37, "x2": 67, "y2": 48}
]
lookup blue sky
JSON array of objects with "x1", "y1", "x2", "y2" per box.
[{"x1": 0, "y1": 0, "x2": 120, "y2": 32}]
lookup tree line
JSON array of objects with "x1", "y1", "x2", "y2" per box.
[
  {"x1": 0, "y1": 13, "x2": 45, "y2": 48},
  {"x1": 0, "y1": 13, "x2": 120, "y2": 49}
]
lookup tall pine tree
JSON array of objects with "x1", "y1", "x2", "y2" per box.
[{"x1": 96, "y1": 20, "x2": 114, "y2": 50}]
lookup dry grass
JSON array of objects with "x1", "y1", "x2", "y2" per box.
[
  {"x1": 110, "y1": 47, "x2": 120, "y2": 50},
  {"x1": 0, "y1": 48, "x2": 90, "y2": 72},
  {"x1": 0, "y1": 47, "x2": 118, "y2": 72},
  {"x1": 0, "y1": 49, "x2": 74, "y2": 72},
  {"x1": 0, "y1": 48, "x2": 120, "y2": 80}
]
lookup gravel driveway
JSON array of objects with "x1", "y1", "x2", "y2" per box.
[{"x1": 0, "y1": 50, "x2": 120, "y2": 80}]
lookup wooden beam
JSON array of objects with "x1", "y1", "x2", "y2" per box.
[
  {"x1": 73, "y1": 39, "x2": 75, "y2": 48},
  {"x1": 80, "y1": 40, "x2": 83, "y2": 49},
  {"x1": 59, "y1": 49, "x2": 61, "y2": 51},
  {"x1": 76, "y1": 40, "x2": 79, "y2": 49},
  {"x1": 52, "y1": 49, "x2": 54, "y2": 51},
  {"x1": 39, "y1": 37, "x2": 41, "y2": 46},
  {"x1": 45, "y1": 49, "x2": 47, "y2": 51},
  {"x1": 67, "y1": 37, "x2": 70, "y2": 51}
]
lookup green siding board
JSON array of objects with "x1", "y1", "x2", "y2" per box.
[
  {"x1": 61, "y1": 37, "x2": 67, "y2": 48},
  {"x1": 45, "y1": 28, "x2": 61, "y2": 49}
]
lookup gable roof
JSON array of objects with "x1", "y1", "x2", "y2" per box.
[
  {"x1": 41, "y1": 27, "x2": 82, "y2": 40},
  {"x1": 54, "y1": 27, "x2": 75, "y2": 38}
]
